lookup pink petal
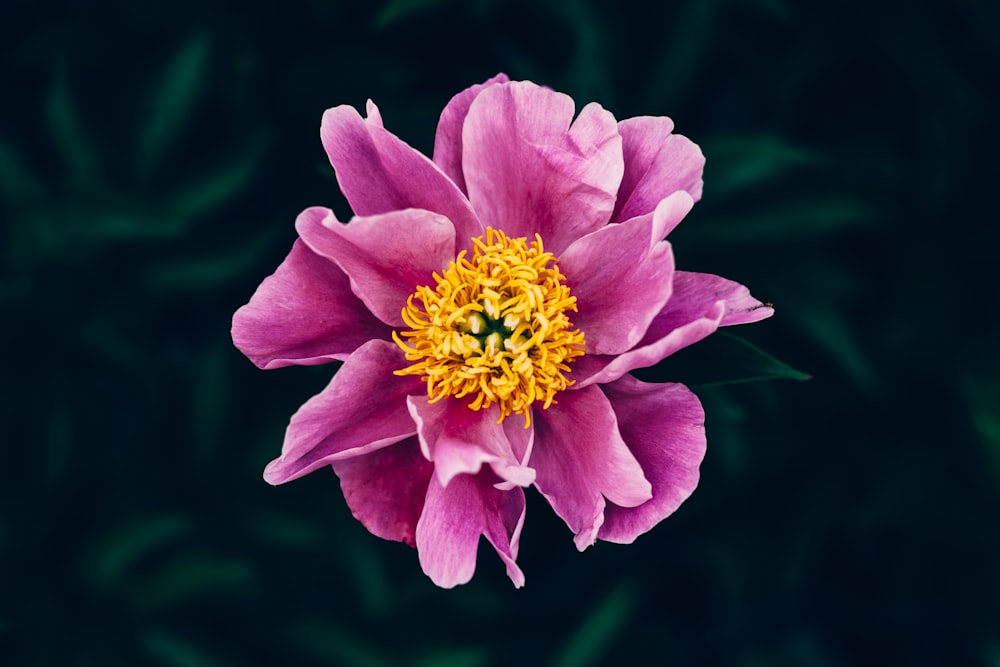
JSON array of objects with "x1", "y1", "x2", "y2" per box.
[
  {"x1": 569, "y1": 303, "x2": 724, "y2": 389},
  {"x1": 675, "y1": 271, "x2": 776, "y2": 327},
  {"x1": 571, "y1": 271, "x2": 773, "y2": 388},
  {"x1": 263, "y1": 340, "x2": 424, "y2": 485},
  {"x1": 612, "y1": 116, "x2": 705, "y2": 224},
  {"x1": 530, "y1": 385, "x2": 652, "y2": 551},
  {"x1": 597, "y1": 376, "x2": 706, "y2": 543},
  {"x1": 295, "y1": 206, "x2": 456, "y2": 328},
  {"x1": 332, "y1": 436, "x2": 431, "y2": 547},
  {"x1": 433, "y1": 73, "x2": 510, "y2": 195},
  {"x1": 416, "y1": 473, "x2": 526, "y2": 588},
  {"x1": 560, "y1": 192, "x2": 693, "y2": 355},
  {"x1": 320, "y1": 101, "x2": 483, "y2": 244},
  {"x1": 496, "y1": 418, "x2": 534, "y2": 491},
  {"x1": 407, "y1": 396, "x2": 535, "y2": 489},
  {"x1": 232, "y1": 239, "x2": 392, "y2": 369},
  {"x1": 461, "y1": 81, "x2": 624, "y2": 254}
]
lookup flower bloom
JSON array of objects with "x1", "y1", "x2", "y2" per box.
[{"x1": 232, "y1": 74, "x2": 773, "y2": 588}]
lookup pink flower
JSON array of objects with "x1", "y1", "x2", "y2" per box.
[{"x1": 232, "y1": 74, "x2": 773, "y2": 588}]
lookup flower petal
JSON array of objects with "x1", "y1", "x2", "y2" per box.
[
  {"x1": 572, "y1": 270, "x2": 773, "y2": 388},
  {"x1": 295, "y1": 206, "x2": 456, "y2": 327},
  {"x1": 321, "y1": 101, "x2": 483, "y2": 244},
  {"x1": 263, "y1": 340, "x2": 424, "y2": 485},
  {"x1": 462, "y1": 81, "x2": 624, "y2": 254},
  {"x1": 561, "y1": 192, "x2": 693, "y2": 355},
  {"x1": 407, "y1": 396, "x2": 535, "y2": 489},
  {"x1": 597, "y1": 376, "x2": 706, "y2": 543},
  {"x1": 232, "y1": 239, "x2": 392, "y2": 369},
  {"x1": 433, "y1": 73, "x2": 510, "y2": 195},
  {"x1": 612, "y1": 116, "x2": 705, "y2": 223},
  {"x1": 530, "y1": 385, "x2": 652, "y2": 551},
  {"x1": 332, "y1": 436, "x2": 431, "y2": 547},
  {"x1": 416, "y1": 473, "x2": 526, "y2": 588},
  {"x1": 675, "y1": 271, "x2": 776, "y2": 327}
]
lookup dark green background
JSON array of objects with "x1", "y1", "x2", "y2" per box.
[{"x1": 3, "y1": 0, "x2": 997, "y2": 664}]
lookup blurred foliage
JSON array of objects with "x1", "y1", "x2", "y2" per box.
[{"x1": 1, "y1": 0, "x2": 997, "y2": 665}]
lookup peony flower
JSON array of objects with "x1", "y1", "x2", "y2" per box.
[{"x1": 232, "y1": 74, "x2": 773, "y2": 588}]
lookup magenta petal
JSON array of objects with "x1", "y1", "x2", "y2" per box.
[
  {"x1": 407, "y1": 397, "x2": 535, "y2": 488},
  {"x1": 597, "y1": 376, "x2": 706, "y2": 543},
  {"x1": 263, "y1": 340, "x2": 423, "y2": 485},
  {"x1": 612, "y1": 116, "x2": 705, "y2": 224},
  {"x1": 320, "y1": 102, "x2": 483, "y2": 244},
  {"x1": 572, "y1": 302, "x2": 726, "y2": 389},
  {"x1": 416, "y1": 473, "x2": 526, "y2": 588},
  {"x1": 295, "y1": 206, "x2": 456, "y2": 327},
  {"x1": 232, "y1": 239, "x2": 392, "y2": 369},
  {"x1": 674, "y1": 271, "x2": 776, "y2": 326},
  {"x1": 462, "y1": 81, "x2": 624, "y2": 254},
  {"x1": 332, "y1": 436, "x2": 431, "y2": 547},
  {"x1": 572, "y1": 269, "x2": 773, "y2": 388},
  {"x1": 531, "y1": 385, "x2": 652, "y2": 551},
  {"x1": 433, "y1": 73, "x2": 510, "y2": 195},
  {"x1": 561, "y1": 192, "x2": 693, "y2": 355}
]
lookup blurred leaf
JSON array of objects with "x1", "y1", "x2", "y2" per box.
[
  {"x1": 706, "y1": 134, "x2": 820, "y2": 197},
  {"x1": 646, "y1": 0, "x2": 716, "y2": 109},
  {"x1": 0, "y1": 139, "x2": 43, "y2": 201},
  {"x1": 46, "y1": 74, "x2": 102, "y2": 185},
  {"x1": 136, "y1": 554, "x2": 254, "y2": 610},
  {"x1": 688, "y1": 197, "x2": 874, "y2": 245},
  {"x1": 144, "y1": 232, "x2": 277, "y2": 291},
  {"x1": 374, "y1": 0, "x2": 461, "y2": 29},
  {"x1": 139, "y1": 33, "x2": 212, "y2": 175},
  {"x1": 651, "y1": 332, "x2": 810, "y2": 388},
  {"x1": 553, "y1": 580, "x2": 638, "y2": 667},
  {"x1": 410, "y1": 648, "x2": 489, "y2": 667},
  {"x1": 794, "y1": 305, "x2": 875, "y2": 391},
  {"x1": 343, "y1": 536, "x2": 393, "y2": 618},
  {"x1": 189, "y1": 343, "x2": 232, "y2": 473},
  {"x1": 141, "y1": 629, "x2": 232, "y2": 667},
  {"x1": 249, "y1": 510, "x2": 325, "y2": 548},
  {"x1": 698, "y1": 388, "x2": 751, "y2": 476},
  {"x1": 964, "y1": 374, "x2": 1000, "y2": 481},
  {"x1": 19, "y1": 203, "x2": 195, "y2": 262},
  {"x1": 699, "y1": 333, "x2": 810, "y2": 387},
  {"x1": 41, "y1": 385, "x2": 73, "y2": 483},
  {"x1": 287, "y1": 619, "x2": 393, "y2": 667},
  {"x1": 168, "y1": 141, "x2": 265, "y2": 217},
  {"x1": 86, "y1": 515, "x2": 191, "y2": 587}
]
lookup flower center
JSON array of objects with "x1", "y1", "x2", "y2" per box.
[{"x1": 392, "y1": 227, "x2": 585, "y2": 427}]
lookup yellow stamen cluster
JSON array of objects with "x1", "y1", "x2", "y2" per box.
[{"x1": 392, "y1": 227, "x2": 585, "y2": 427}]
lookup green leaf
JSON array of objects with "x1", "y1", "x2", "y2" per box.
[
  {"x1": 410, "y1": 648, "x2": 489, "y2": 667},
  {"x1": 135, "y1": 554, "x2": 254, "y2": 610},
  {"x1": 684, "y1": 196, "x2": 875, "y2": 245},
  {"x1": 648, "y1": 332, "x2": 810, "y2": 388},
  {"x1": 644, "y1": 0, "x2": 716, "y2": 109},
  {"x1": 85, "y1": 515, "x2": 191, "y2": 587},
  {"x1": 705, "y1": 134, "x2": 821, "y2": 197},
  {"x1": 553, "y1": 580, "x2": 639, "y2": 667},
  {"x1": 143, "y1": 231, "x2": 278, "y2": 291},
  {"x1": 287, "y1": 618, "x2": 393, "y2": 667},
  {"x1": 46, "y1": 75, "x2": 102, "y2": 185},
  {"x1": 249, "y1": 511, "x2": 325, "y2": 548},
  {"x1": 0, "y1": 140, "x2": 43, "y2": 201},
  {"x1": 138, "y1": 33, "x2": 212, "y2": 175},
  {"x1": 342, "y1": 537, "x2": 393, "y2": 618},
  {"x1": 168, "y1": 141, "x2": 265, "y2": 217},
  {"x1": 374, "y1": 0, "x2": 462, "y2": 29},
  {"x1": 141, "y1": 630, "x2": 232, "y2": 667},
  {"x1": 963, "y1": 373, "x2": 1000, "y2": 482},
  {"x1": 794, "y1": 305, "x2": 874, "y2": 391}
]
